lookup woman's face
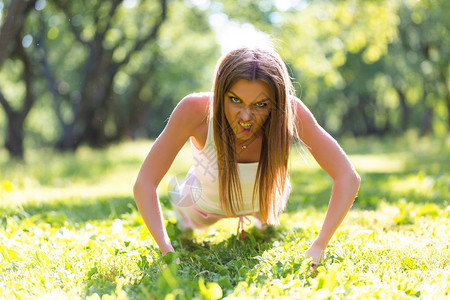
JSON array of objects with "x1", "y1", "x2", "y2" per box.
[{"x1": 224, "y1": 79, "x2": 273, "y2": 142}]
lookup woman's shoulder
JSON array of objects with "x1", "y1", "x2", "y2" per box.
[
  {"x1": 171, "y1": 92, "x2": 211, "y2": 133},
  {"x1": 178, "y1": 92, "x2": 211, "y2": 115},
  {"x1": 290, "y1": 95, "x2": 316, "y2": 124}
]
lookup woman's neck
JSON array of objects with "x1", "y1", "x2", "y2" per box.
[{"x1": 235, "y1": 135, "x2": 263, "y2": 163}]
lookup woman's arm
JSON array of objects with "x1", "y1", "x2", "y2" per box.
[
  {"x1": 292, "y1": 97, "x2": 361, "y2": 264},
  {"x1": 133, "y1": 94, "x2": 207, "y2": 255}
]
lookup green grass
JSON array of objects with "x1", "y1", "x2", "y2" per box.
[{"x1": 0, "y1": 134, "x2": 449, "y2": 299}]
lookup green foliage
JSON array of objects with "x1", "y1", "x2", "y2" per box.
[
  {"x1": 0, "y1": 136, "x2": 449, "y2": 298},
  {"x1": 216, "y1": 0, "x2": 449, "y2": 136},
  {"x1": 1, "y1": 0, "x2": 449, "y2": 159}
]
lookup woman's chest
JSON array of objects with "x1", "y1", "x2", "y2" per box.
[{"x1": 191, "y1": 122, "x2": 262, "y2": 163}]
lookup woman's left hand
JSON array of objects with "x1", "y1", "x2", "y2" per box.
[{"x1": 304, "y1": 242, "x2": 325, "y2": 269}]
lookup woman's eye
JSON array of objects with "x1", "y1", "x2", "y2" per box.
[
  {"x1": 230, "y1": 97, "x2": 240, "y2": 103},
  {"x1": 255, "y1": 102, "x2": 267, "y2": 108}
]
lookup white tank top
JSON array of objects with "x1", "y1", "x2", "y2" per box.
[
  {"x1": 171, "y1": 94, "x2": 291, "y2": 217},
  {"x1": 189, "y1": 113, "x2": 260, "y2": 216}
]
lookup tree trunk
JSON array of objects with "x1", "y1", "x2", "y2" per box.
[
  {"x1": 0, "y1": 1, "x2": 37, "y2": 159},
  {"x1": 358, "y1": 95, "x2": 376, "y2": 135},
  {"x1": 395, "y1": 87, "x2": 410, "y2": 131},
  {"x1": 0, "y1": 0, "x2": 28, "y2": 69},
  {"x1": 54, "y1": 0, "x2": 168, "y2": 150},
  {"x1": 447, "y1": 94, "x2": 450, "y2": 131},
  {"x1": 420, "y1": 107, "x2": 433, "y2": 136},
  {"x1": 439, "y1": 68, "x2": 450, "y2": 131},
  {"x1": 5, "y1": 113, "x2": 25, "y2": 159}
]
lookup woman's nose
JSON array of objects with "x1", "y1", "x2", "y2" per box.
[{"x1": 239, "y1": 107, "x2": 252, "y2": 121}]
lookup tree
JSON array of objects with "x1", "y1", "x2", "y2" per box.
[
  {"x1": 39, "y1": 0, "x2": 168, "y2": 149},
  {"x1": 0, "y1": 0, "x2": 37, "y2": 159},
  {"x1": 0, "y1": 0, "x2": 220, "y2": 156},
  {"x1": 393, "y1": 0, "x2": 450, "y2": 135},
  {"x1": 214, "y1": 0, "x2": 449, "y2": 136}
]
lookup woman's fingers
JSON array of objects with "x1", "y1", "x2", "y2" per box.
[{"x1": 304, "y1": 243, "x2": 325, "y2": 270}]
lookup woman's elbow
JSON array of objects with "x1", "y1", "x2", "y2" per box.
[
  {"x1": 353, "y1": 171, "x2": 361, "y2": 188},
  {"x1": 133, "y1": 177, "x2": 157, "y2": 200},
  {"x1": 133, "y1": 179, "x2": 139, "y2": 194},
  {"x1": 349, "y1": 170, "x2": 361, "y2": 196},
  {"x1": 336, "y1": 169, "x2": 361, "y2": 191},
  {"x1": 133, "y1": 178, "x2": 147, "y2": 200},
  {"x1": 133, "y1": 179, "x2": 142, "y2": 200}
]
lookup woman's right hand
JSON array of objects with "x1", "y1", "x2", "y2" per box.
[
  {"x1": 304, "y1": 241, "x2": 325, "y2": 269},
  {"x1": 162, "y1": 249, "x2": 181, "y2": 265},
  {"x1": 161, "y1": 244, "x2": 175, "y2": 256},
  {"x1": 133, "y1": 94, "x2": 208, "y2": 263}
]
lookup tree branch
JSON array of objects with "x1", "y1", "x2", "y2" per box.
[
  {"x1": 37, "y1": 17, "x2": 68, "y2": 128},
  {"x1": 91, "y1": 0, "x2": 124, "y2": 74},
  {"x1": 92, "y1": 0, "x2": 103, "y2": 29},
  {"x1": 15, "y1": 34, "x2": 35, "y2": 120},
  {"x1": 112, "y1": 0, "x2": 167, "y2": 72},
  {"x1": 0, "y1": 0, "x2": 28, "y2": 69},
  {"x1": 53, "y1": 1, "x2": 90, "y2": 46},
  {"x1": 99, "y1": 0, "x2": 123, "y2": 36},
  {"x1": 0, "y1": 90, "x2": 13, "y2": 115}
]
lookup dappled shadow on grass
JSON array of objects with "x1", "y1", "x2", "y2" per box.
[
  {"x1": 174, "y1": 225, "x2": 282, "y2": 294},
  {"x1": 83, "y1": 248, "x2": 162, "y2": 298},
  {"x1": 0, "y1": 152, "x2": 115, "y2": 187},
  {"x1": 100, "y1": 224, "x2": 299, "y2": 299},
  {"x1": 287, "y1": 155, "x2": 449, "y2": 213},
  {"x1": 402, "y1": 151, "x2": 450, "y2": 175},
  {"x1": 1, "y1": 195, "x2": 136, "y2": 224},
  {"x1": 285, "y1": 169, "x2": 332, "y2": 212},
  {"x1": 339, "y1": 134, "x2": 448, "y2": 157},
  {"x1": 1, "y1": 143, "x2": 145, "y2": 188},
  {"x1": 287, "y1": 135, "x2": 450, "y2": 212},
  {"x1": 355, "y1": 170, "x2": 449, "y2": 209}
]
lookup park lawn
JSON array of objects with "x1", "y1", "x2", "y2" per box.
[{"x1": 0, "y1": 134, "x2": 449, "y2": 299}]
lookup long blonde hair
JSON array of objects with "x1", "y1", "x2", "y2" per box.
[{"x1": 212, "y1": 47, "x2": 296, "y2": 225}]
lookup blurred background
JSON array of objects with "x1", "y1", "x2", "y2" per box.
[{"x1": 0, "y1": 0, "x2": 448, "y2": 160}]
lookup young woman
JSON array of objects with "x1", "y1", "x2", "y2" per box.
[{"x1": 133, "y1": 46, "x2": 360, "y2": 267}]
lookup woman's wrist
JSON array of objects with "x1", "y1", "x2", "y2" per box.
[
  {"x1": 160, "y1": 243, "x2": 175, "y2": 256},
  {"x1": 312, "y1": 236, "x2": 328, "y2": 249}
]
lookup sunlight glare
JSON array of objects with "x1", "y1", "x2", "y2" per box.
[
  {"x1": 186, "y1": 0, "x2": 210, "y2": 10},
  {"x1": 22, "y1": 35, "x2": 33, "y2": 48},
  {"x1": 275, "y1": 0, "x2": 308, "y2": 11},
  {"x1": 35, "y1": 0, "x2": 46, "y2": 11},
  {"x1": 123, "y1": 0, "x2": 138, "y2": 9},
  {"x1": 215, "y1": 22, "x2": 273, "y2": 55}
]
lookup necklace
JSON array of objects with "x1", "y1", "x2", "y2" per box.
[
  {"x1": 239, "y1": 137, "x2": 257, "y2": 150},
  {"x1": 238, "y1": 134, "x2": 260, "y2": 151}
]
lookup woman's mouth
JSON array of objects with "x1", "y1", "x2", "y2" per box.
[{"x1": 239, "y1": 122, "x2": 252, "y2": 134}]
